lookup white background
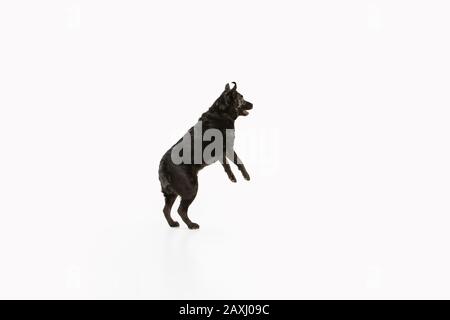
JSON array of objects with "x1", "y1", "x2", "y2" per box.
[{"x1": 1, "y1": 0, "x2": 450, "y2": 299}]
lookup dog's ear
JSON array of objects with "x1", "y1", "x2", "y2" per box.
[{"x1": 225, "y1": 82, "x2": 237, "y2": 92}]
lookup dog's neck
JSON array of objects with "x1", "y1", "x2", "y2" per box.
[
  {"x1": 199, "y1": 109, "x2": 235, "y2": 123},
  {"x1": 198, "y1": 98, "x2": 236, "y2": 127}
]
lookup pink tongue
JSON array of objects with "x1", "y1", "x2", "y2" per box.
[{"x1": 242, "y1": 110, "x2": 249, "y2": 116}]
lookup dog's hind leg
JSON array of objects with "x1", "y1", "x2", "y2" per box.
[
  {"x1": 163, "y1": 193, "x2": 179, "y2": 227},
  {"x1": 177, "y1": 197, "x2": 199, "y2": 229},
  {"x1": 164, "y1": 165, "x2": 199, "y2": 229}
]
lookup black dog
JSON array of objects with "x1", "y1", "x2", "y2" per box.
[{"x1": 158, "y1": 82, "x2": 253, "y2": 229}]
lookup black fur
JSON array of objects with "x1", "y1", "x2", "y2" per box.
[{"x1": 159, "y1": 82, "x2": 253, "y2": 229}]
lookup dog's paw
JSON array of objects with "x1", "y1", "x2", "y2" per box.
[
  {"x1": 243, "y1": 173, "x2": 250, "y2": 181},
  {"x1": 169, "y1": 221, "x2": 180, "y2": 228},
  {"x1": 188, "y1": 223, "x2": 200, "y2": 230},
  {"x1": 229, "y1": 175, "x2": 237, "y2": 183}
]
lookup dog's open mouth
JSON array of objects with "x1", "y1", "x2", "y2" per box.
[{"x1": 239, "y1": 103, "x2": 253, "y2": 116}]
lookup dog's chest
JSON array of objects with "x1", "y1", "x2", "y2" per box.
[{"x1": 225, "y1": 128, "x2": 235, "y2": 149}]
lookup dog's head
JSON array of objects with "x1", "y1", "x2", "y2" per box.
[{"x1": 217, "y1": 82, "x2": 253, "y2": 119}]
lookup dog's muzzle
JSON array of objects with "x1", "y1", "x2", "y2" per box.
[{"x1": 239, "y1": 102, "x2": 253, "y2": 116}]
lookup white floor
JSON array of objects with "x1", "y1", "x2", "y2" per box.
[{"x1": 2, "y1": 152, "x2": 450, "y2": 299}]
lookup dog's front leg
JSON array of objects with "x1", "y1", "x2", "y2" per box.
[
  {"x1": 229, "y1": 151, "x2": 250, "y2": 181},
  {"x1": 221, "y1": 155, "x2": 237, "y2": 183}
]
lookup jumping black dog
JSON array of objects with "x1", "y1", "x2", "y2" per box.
[{"x1": 158, "y1": 82, "x2": 253, "y2": 229}]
